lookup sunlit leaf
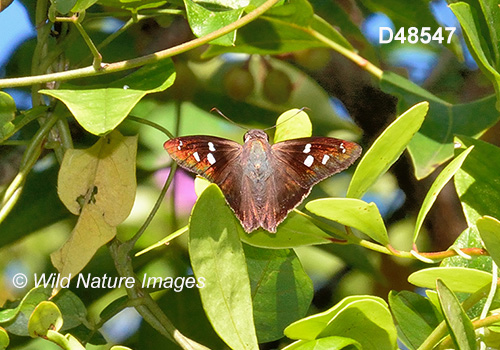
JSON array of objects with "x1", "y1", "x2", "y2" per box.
[
  {"x1": 436, "y1": 279, "x2": 476, "y2": 350},
  {"x1": 28, "y1": 301, "x2": 63, "y2": 338},
  {"x1": 450, "y1": 3, "x2": 500, "y2": 107},
  {"x1": 274, "y1": 108, "x2": 312, "y2": 142},
  {"x1": 0, "y1": 327, "x2": 8, "y2": 350},
  {"x1": 347, "y1": 102, "x2": 428, "y2": 199},
  {"x1": 306, "y1": 198, "x2": 389, "y2": 245},
  {"x1": 184, "y1": 0, "x2": 245, "y2": 46},
  {"x1": 413, "y1": 146, "x2": 473, "y2": 242},
  {"x1": 381, "y1": 74, "x2": 499, "y2": 179},
  {"x1": 408, "y1": 267, "x2": 493, "y2": 294},
  {"x1": 0, "y1": 91, "x2": 15, "y2": 140},
  {"x1": 454, "y1": 136, "x2": 500, "y2": 226},
  {"x1": 40, "y1": 60, "x2": 175, "y2": 135},
  {"x1": 477, "y1": 216, "x2": 500, "y2": 268},
  {"x1": 189, "y1": 184, "x2": 259, "y2": 350}
]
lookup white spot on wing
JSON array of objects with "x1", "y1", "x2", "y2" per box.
[
  {"x1": 304, "y1": 155, "x2": 314, "y2": 167},
  {"x1": 177, "y1": 140, "x2": 183, "y2": 150},
  {"x1": 322, "y1": 154, "x2": 330, "y2": 165},
  {"x1": 193, "y1": 151, "x2": 201, "y2": 162},
  {"x1": 207, "y1": 153, "x2": 216, "y2": 165},
  {"x1": 208, "y1": 142, "x2": 216, "y2": 152},
  {"x1": 303, "y1": 143, "x2": 311, "y2": 153},
  {"x1": 340, "y1": 142, "x2": 346, "y2": 154}
]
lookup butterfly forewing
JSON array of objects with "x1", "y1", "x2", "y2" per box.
[
  {"x1": 164, "y1": 136, "x2": 242, "y2": 182},
  {"x1": 271, "y1": 137, "x2": 362, "y2": 188}
]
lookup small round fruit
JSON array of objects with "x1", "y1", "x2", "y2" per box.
[
  {"x1": 294, "y1": 48, "x2": 331, "y2": 71},
  {"x1": 263, "y1": 69, "x2": 292, "y2": 104},
  {"x1": 223, "y1": 66, "x2": 255, "y2": 100}
]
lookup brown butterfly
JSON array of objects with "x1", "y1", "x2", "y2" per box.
[{"x1": 164, "y1": 129, "x2": 361, "y2": 233}]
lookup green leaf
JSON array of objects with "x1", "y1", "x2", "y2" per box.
[
  {"x1": 244, "y1": 245, "x2": 313, "y2": 342},
  {"x1": 51, "y1": 0, "x2": 77, "y2": 14},
  {"x1": 477, "y1": 0, "x2": 500, "y2": 68},
  {"x1": 51, "y1": 289, "x2": 88, "y2": 331},
  {"x1": 436, "y1": 279, "x2": 477, "y2": 350},
  {"x1": 408, "y1": 267, "x2": 493, "y2": 294},
  {"x1": 39, "y1": 59, "x2": 175, "y2": 135},
  {"x1": 454, "y1": 136, "x2": 500, "y2": 226},
  {"x1": 52, "y1": 131, "x2": 137, "y2": 279},
  {"x1": 240, "y1": 211, "x2": 336, "y2": 248},
  {"x1": 274, "y1": 108, "x2": 312, "y2": 142},
  {"x1": 204, "y1": 0, "x2": 352, "y2": 56},
  {"x1": 289, "y1": 336, "x2": 362, "y2": 350},
  {"x1": 96, "y1": 0, "x2": 167, "y2": 11},
  {"x1": 388, "y1": 290, "x2": 440, "y2": 350},
  {"x1": 1, "y1": 287, "x2": 52, "y2": 336},
  {"x1": 450, "y1": 3, "x2": 500, "y2": 107},
  {"x1": 184, "y1": 0, "x2": 245, "y2": 46},
  {"x1": 413, "y1": 146, "x2": 474, "y2": 242},
  {"x1": 71, "y1": 0, "x2": 99, "y2": 12},
  {"x1": 440, "y1": 227, "x2": 492, "y2": 271},
  {"x1": 28, "y1": 301, "x2": 63, "y2": 338},
  {"x1": 306, "y1": 198, "x2": 389, "y2": 245},
  {"x1": 189, "y1": 184, "x2": 259, "y2": 350},
  {"x1": 159, "y1": 287, "x2": 228, "y2": 350},
  {"x1": 285, "y1": 297, "x2": 396, "y2": 350},
  {"x1": 347, "y1": 102, "x2": 428, "y2": 198},
  {"x1": 284, "y1": 295, "x2": 391, "y2": 341},
  {"x1": 316, "y1": 299, "x2": 396, "y2": 350},
  {"x1": 0, "y1": 287, "x2": 86, "y2": 336},
  {"x1": 477, "y1": 216, "x2": 500, "y2": 268},
  {"x1": 0, "y1": 327, "x2": 8, "y2": 350},
  {"x1": 0, "y1": 91, "x2": 15, "y2": 140},
  {"x1": 380, "y1": 73, "x2": 499, "y2": 179}
]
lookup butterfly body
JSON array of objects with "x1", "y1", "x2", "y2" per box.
[{"x1": 164, "y1": 129, "x2": 361, "y2": 233}]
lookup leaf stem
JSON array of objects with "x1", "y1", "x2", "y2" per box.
[
  {"x1": 306, "y1": 28, "x2": 383, "y2": 79},
  {"x1": 0, "y1": 113, "x2": 59, "y2": 223},
  {"x1": 0, "y1": 0, "x2": 282, "y2": 88},
  {"x1": 73, "y1": 21, "x2": 103, "y2": 70},
  {"x1": 129, "y1": 163, "x2": 178, "y2": 245},
  {"x1": 109, "y1": 240, "x2": 210, "y2": 349},
  {"x1": 126, "y1": 115, "x2": 175, "y2": 139},
  {"x1": 84, "y1": 8, "x2": 184, "y2": 18}
]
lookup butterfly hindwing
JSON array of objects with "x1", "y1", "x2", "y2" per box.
[
  {"x1": 271, "y1": 137, "x2": 362, "y2": 188},
  {"x1": 260, "y1": 164, "x2": 311, "y2": 232},
  {"x1": 164, "y1": 136, "x2": 242, "y2": 182}
]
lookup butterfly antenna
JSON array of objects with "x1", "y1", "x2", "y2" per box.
[
  {"x1": 210, "y1": 108, "x2": 247, "y2": 130},
  {"x1": 263, "y1": 107, "x2": 310, "y2": 131}
]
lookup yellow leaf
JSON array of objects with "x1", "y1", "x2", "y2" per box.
[
  {"x1": 57, "y1": 130, "x2": 137, "y2": 226},
  {"x1": 53, "y1": 130, "x2": 137, "y2": 279},
  {"x1": 51, "y1": 205, "x2": 116, "y2": 281}
]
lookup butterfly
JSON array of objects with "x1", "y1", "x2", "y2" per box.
[{"x1": 164, "y1": 129, "x2": 362, "y2": 233}]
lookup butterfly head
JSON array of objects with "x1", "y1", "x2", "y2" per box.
[{"x1": 244, "y1": 129, "x2": 269, "y2": 143}]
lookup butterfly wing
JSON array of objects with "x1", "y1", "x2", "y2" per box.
[
  {"x1": 259, "y1": 165, "x2": 311, "y2": 233},
  {"x1": 254, "y1": 137, "x2": 361, "y2": 232},
  {"x1": 271, "y1": 137, "x2": 362, "y2": 188},
  {"x1": 165, "y1": 136, "x2": 253, "y2": 230},
  {"x1": 164, "y1": 136, "x2": 243, "y2": 183}
]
